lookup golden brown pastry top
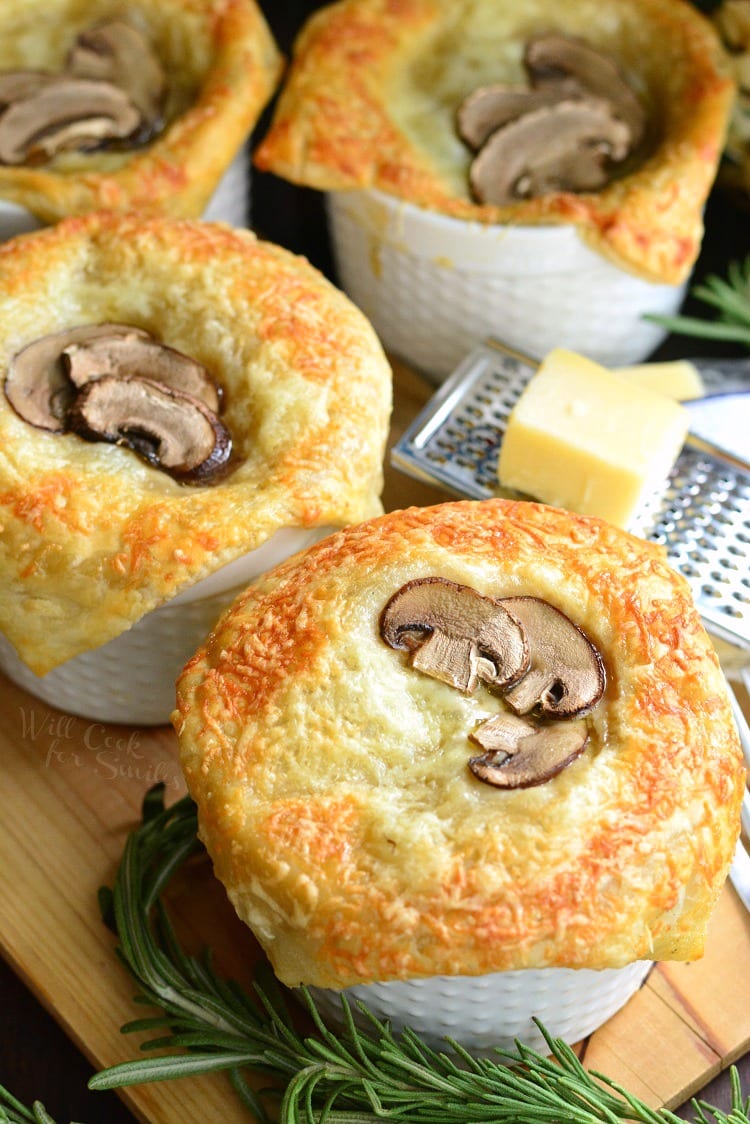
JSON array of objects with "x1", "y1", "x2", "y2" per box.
[
  {"x1": 175, "y1": 499, "x2": 744, "y2": 988},
  {"x1": 0, "y1": 0, "x2": 282, "y2": 222},
  {"x1": 254, "y1": 0, "x2": 735, "y2": 284},
  {"x1": 0, "y1": 211, "x2": 392, "y2": 672}
]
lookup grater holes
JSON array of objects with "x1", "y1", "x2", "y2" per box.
[
  {"x1": 679, "y1": 523, "x2": 707, "y2": 542},
  {"x1": 712, "y1": 512, "x2": 739, "y2": 528}
]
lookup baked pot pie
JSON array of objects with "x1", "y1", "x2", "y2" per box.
[
  {"x1": 0, "y1": 0, "x2": 282, "y2": 238},
  {"x1": 174, "y1": 499, "x2": 745, "y2": 1050},
  {"x1": 255, "y1": 0, "x2": 735, "y2": 379},
  {"x1": 0, "y1": 211, "x2": 391, "y2": 724},
  {"x1": 714, "y1": 0, "x2": 750, "y2": 199}
]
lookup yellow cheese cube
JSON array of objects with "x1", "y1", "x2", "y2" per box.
[
  {"x1": 611, "y1": 360, "x2": 705, "y2": 401},
  {"x1": 498, "y1": 348, "x2": 689, "y2": 529}
]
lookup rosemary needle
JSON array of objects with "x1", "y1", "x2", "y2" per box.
[
  {"x1": 66, "y1": 783, "x2": 748, "y2": 1124},
  {"x1": 0, "y1": 1087, "x2": 75, "y2": 1124},
  {"x1": 648, "y1": 255, "x2": 750, "y2": 348}
]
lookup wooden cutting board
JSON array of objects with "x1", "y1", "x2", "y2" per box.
[{"x1": 0, "y1": 360, "x2": 748, "y2": 1123}]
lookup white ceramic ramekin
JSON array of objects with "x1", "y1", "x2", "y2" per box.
[
  {"x1": 307, "y1": 960, "x2": 652, "y2": 1054},
  {"x1": 326, "y1": 189, "x2": 686, "y2": 383},
  {"x1": 0, "y1": 525, "x2": 335, "y2": 725},
  {"x1": 201, "y1": 145, "x2": 251, "y2": 227},
  {"x1": 0, "y1": 199, "x2": 44, "y2": 241}
]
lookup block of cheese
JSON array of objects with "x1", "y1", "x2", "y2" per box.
[
  {"x1": 498, "y1": 348, "x2": 689, "y2": 529},
  {"x1": 611, "y1": 360, "x2": 705, "y2": 401}
]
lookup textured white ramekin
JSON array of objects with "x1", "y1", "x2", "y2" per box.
[
  {"x1": 327, "y1": 189, "x2": 686, "y2": 383},
  {"x1": 0, "y1": 199, "x2": 44, "y2": 241},
  {"x1": 201, "y1": 145, "x2": 251, "y2": 227},
  {"x1": 0, "y1": 525, "x2": 335, "y2": 725},
  {"x1": 307, "y1": 960, "x2": 653, "y2": 1054}
]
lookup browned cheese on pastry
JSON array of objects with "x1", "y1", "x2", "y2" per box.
[
  {"x1": 0, "y1": 212, "x2": 392, "y2": 673},
  {"x1": 0, "y1": 0, "x2": 282, "y2": 220},
  {"x1": 174, "y1": 499, "x2": 745, "y2": 989},
  {"x1": 254, "y1": 0, "x2": 735, "y2": 284}
]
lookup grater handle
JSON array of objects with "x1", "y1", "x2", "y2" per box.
[{"x1": 693, "y1": 358, "x2": 750, "y2": 396}]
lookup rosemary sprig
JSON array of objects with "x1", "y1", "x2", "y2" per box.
[
  {"x1": 86, "y1": 784, "x2": 749, "y2": 1124},
  {"x1": 648, "y1": 256, "x2": 750, "y2": 348},
  {"x1": 0, "y1": 1086, "x2": 68, "y2": 1124}
]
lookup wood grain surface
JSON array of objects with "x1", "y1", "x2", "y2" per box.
[{"x1": 0, "y1": 361, "x2": 748, "y2": 1123}]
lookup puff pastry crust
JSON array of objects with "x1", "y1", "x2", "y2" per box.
[
  {"x1": 255, "y1": 0, "x2": 735, "y2": 284},
  {"x1": 0, "y1": 211, "x2": 392, "y2": 673},
  {"x1": 0, "y1": 0, "x2": 282, "y2": 221},
  {"x1": 175, "y1": 500, "x2": 745, "y2": 988}
]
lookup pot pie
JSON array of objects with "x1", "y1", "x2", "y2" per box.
[
  {"x1": 175, "y1": 500, "x2": 744, "y2": 990},
  {"x1": 714, "y1": 0, "x2": 750, "y2": 199},
  {"x1": 0, "y1": 0, "x2": 282, "y2": 223},
  {"x1": 0, "y1": 211, "x2": 392, "y2": 679},
  {"x1": 255, "y1": 0, "x2": 734, "y2": 283}
]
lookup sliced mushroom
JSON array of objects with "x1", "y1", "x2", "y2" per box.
[
  {"x1": 498, "y1": 597, "x2": 605, "y2": 718},
  {"x1": 63, "y1": 335, "x2": 222, "y2": 413},
  {"x1": 456, "y1": 81, "x2": 583, "y2": 150},
  {"x1": 67, "y1": 18, "x2": 165, "y2": 133},
  {"x1": 67, "y1": 375, "x2": 231, "y2": 482},
  {"x1": 0, "y1": 70, "x2": 59, "y2": 108},
  {"x1": 469, "y1": 712, "x2": 589, "y2": 788},
  {"x1": 469, "y1": 98, "x2": 631, "y2": 204},
  {"x1": 380, "y1": 577, "x2": 529, "y2": 693},
  {"x1": 4, "y1": 323, "x2": 150, "y2": 432},
  {"x1": 524, "y1": 33, "x2": 645, "y2": 150},
  {"x1": 30, "y1": 115, "x2": 137, "y2": 157},
  {"x1": 0, "y1": 78, "x2": 141, "y2": 164}
]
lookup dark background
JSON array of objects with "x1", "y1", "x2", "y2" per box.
[{"x1": 2, "y1": 1, "x2": 750, "y2": 1120}]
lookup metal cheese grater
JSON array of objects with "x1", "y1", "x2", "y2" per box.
[{"x1": 391, "y1": 340, "x2": 750, "y2": 651}]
